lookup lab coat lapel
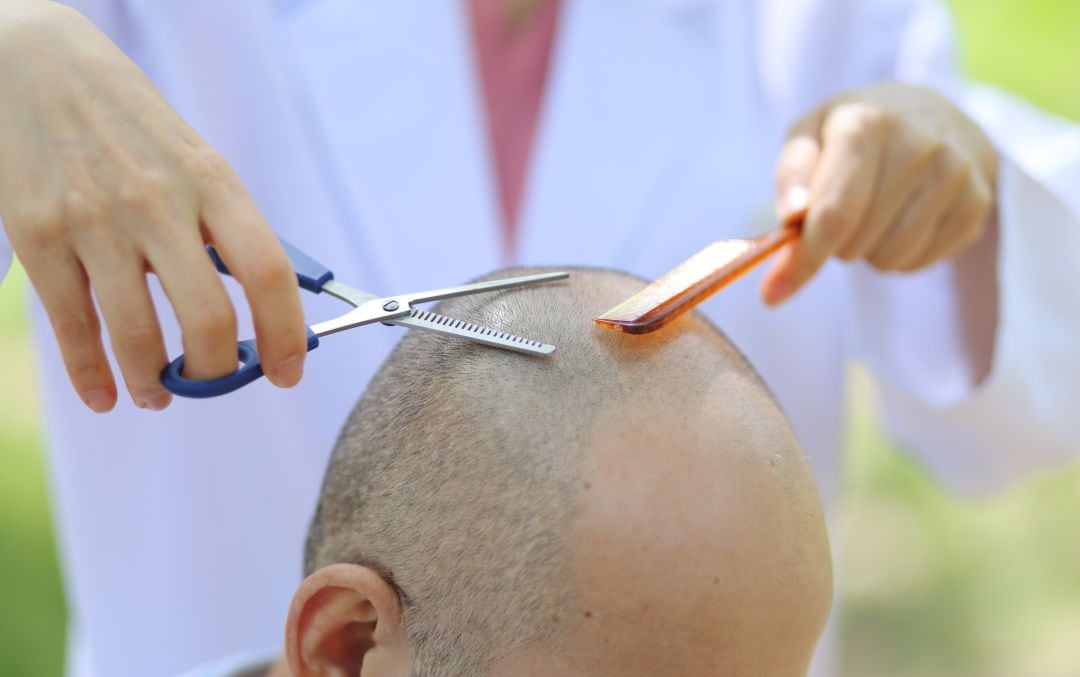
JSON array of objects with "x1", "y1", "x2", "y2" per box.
[
  {"x1": 281, "y1": 0, "x2": 500, "y2": 293},
  {"x1": 518, "y1": 0, "x2": 719, "y2": 268}
]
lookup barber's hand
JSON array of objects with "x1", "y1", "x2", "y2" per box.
[
  {"x1": 763, "y1": 83, "x2": 998, "y2": 305},
  {"x1": 0, "y1": 1, "x2": 306, "y2": 412}
]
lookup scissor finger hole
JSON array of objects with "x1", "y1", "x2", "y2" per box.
[
  {"x1": 178, "y1": 344, "x2": 258, "y2": 380},
  {"x1": 236, "y1": 343, "x2": 259, "y2": 371}
]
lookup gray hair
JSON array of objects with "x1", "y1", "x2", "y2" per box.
[{"x1": 304, "y1": 267, "x2": 769, "y2": 676}]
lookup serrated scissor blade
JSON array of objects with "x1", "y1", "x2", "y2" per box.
[{"x1": 388, "y1": 308, "x2": 555, "y2": 356}]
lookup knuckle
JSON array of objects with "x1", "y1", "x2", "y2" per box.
[
  {"x1": 185, "y1": 145, "x2": 233, "y2": 185},
  {"x1": 829, "y1": 104, "x2": 890, "y2": 143},
  {"x1": 924, "y1": 140, "x2": 949, "y2": 168},
  {"x1": 943, "y1": 166, "x2": 970, "y2": 198},
  {"x1": 61, "y1": 188, "x2": 108, "y2": 226},
  {"x1": 187, "y1": 303, "x2": 237, "y2": 346},
  {"x1": 867, "y1": 248, "x2": 901, "y2": 272},
  {"x1": 70, "y1": 359, "x2": 110, "y2": 384},
  {"x1": 835, "y1": 242, "x2": 863, "y2": 262},
  {"x1": 939, "y1": 149, "x2": 970, "y2": 187},
  {"x1": 113, "y1": 320, "x2": 162, "y2": 356},
  {"x1": 868, "y1": 108, "x2": 898, "y2": 136},
  {"x1": 116, "y1": 170, "x2": 171, "y2": 214},
  {"x1": 115, "y1": 182, "x2": 151, "y2": 215},
  {"x1": 896, "y1": 245, "x2": 934, "y2": 272},
  {"x1": 811, "y1": 203, "x2": 853, "y2": 243},
  {"x1": 244, "y1": 255, "x2": 294, "y2": 291},
  {"x1": 896, "y1": 258, "x2": 926, "y2": 273},
  {"x1": 908, "y1": 133, "x2": 945, "y2": 171},
  {"x1": 266, "y1": 327, "x2": 307, "y2": 359},
  {"x1": 15, "y1": 206, "x2": 65, "y2": 248},
  {"x1": 54, "y1": 313, "x2": 99, "y2": 344}
]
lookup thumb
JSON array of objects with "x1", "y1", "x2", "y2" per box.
[
  {"x1": 774, "y1": 110, "x2": 825, "y2": 218},
  {"x1": 763, "y1": 107, "x2": 827, "y2": 306}
]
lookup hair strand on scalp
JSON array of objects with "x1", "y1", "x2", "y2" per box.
[{"x1": 304, "y1": 267, "x2": 782, "y2": 676}]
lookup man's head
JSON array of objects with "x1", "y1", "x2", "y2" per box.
[{"x1": 284, "y1": 268, "x2": 832, "y2": 676}]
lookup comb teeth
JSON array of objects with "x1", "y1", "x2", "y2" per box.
[
  {"x1": 594, "y1": 218, "x2": 803, "y2": 335},
  {"x1": 596, "y1": 240, "x2": 755, "y2": 325}
]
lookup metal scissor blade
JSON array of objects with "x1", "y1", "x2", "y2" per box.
[
  {"x1": 393, "y1": 271, "x2": 569, "y2": 307},
  {"x1": 321, "y1": 279, "x2": 378, "y2": 308},
  {"x1": 388, "y1": 308, "x2": 555, "y2": 356}
]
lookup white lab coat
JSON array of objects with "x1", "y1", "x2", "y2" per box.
[{"x1": 0, "y1": 1, "x2": 1077, "y2": 676}]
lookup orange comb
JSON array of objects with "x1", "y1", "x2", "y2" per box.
[{"x1": 594, "y1": 210, "x2": 806, "y2": 335}]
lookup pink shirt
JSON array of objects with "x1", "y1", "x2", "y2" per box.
[{"x1": 466, "y1": 0, "x2": 562, "y2": 258}]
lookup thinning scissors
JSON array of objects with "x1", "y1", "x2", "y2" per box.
[{"x1": 161, "y1": 238, "x2": 569, "y2": 398}]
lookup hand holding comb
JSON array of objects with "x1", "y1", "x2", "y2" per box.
[{"x1": 594, "y1": 208, "x2": 807, "y2": 335}]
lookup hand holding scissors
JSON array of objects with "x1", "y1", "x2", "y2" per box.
[{"x1": 161, "y1": 238, "x2": 568, "y2": 398}]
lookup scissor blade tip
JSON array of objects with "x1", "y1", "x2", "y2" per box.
[{"x1": 526, "y1": 271, "x2": 570, "y2": 281}]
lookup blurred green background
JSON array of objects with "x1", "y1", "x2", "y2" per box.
[{"x1": 1, "y1": 2, "x2": 1078, "y2": 676}]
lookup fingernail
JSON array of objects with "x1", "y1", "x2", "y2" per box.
[
  {"x1": 84, "y1": 389, "x2": 113, "y2": 414},
  {"x1": 269, "y1": 354, "x2": 304, "y2": 387},
  {"x1": 138, "y1": 390, "x2": 172, "y2": 411},
  {"x1": 780, "y1": 185, "x2": 810, "y2": 217}
]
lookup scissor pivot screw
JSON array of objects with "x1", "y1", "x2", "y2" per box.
[{"x1": 383, "y1": 300, "x2": 400, "y2": 312}]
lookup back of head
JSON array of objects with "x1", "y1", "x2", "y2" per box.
[{"x1": 305, "y1": 267, "x2": 831, "y2": 676}]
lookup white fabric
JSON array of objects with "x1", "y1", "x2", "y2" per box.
[
  {"x1": 0, "y1": 0, "x2": 1073, "y2": 675},
  {"x1": 875, "y1": 156, "x2": 1080, "y2": 491},
  {"x1": 175, "y1": 649, "x2": 277, "y2": 677}
]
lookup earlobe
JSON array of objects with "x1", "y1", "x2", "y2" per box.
[{"x1": 284, "y1": 563, "x2": 412, "y2": 676}]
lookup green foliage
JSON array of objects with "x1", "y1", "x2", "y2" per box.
[
  {"x1": 949, "y1": 0, "x2": 1080, "y2": 121},
  {"x1": 0, "y1": 266, "x2": 66, "y2": 677}
]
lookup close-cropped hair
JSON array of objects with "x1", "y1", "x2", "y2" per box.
[{"x1": 304, "y1": 267, "x2": 773, "y2": 676}]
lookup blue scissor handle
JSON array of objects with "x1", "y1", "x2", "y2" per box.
[
  {"x1": 161, "y1": 327, "x2": 320, "y2": 398},
  {"x1": 162, "y1": 237, "x2": 333, "y2": 397},
  {"x1": 208, "y1": 236, "x2": 334, "y2": 293}
]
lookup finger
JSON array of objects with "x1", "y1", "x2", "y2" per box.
[
  {"x1": 763, "y1": 104, "x2": 887, "y2": 305},
  {"x1": 144, "y1": 228, "x2": 240, "y2": 381},
  {"x1": 836, "y1": 125, "x2": 934, "y2": 261},
  {"x1": 774, "y1": 110, "x2": 825, "y2": 218},
  {"x1": 199, "y1": 173, "x2": 306, "y2": 388},
  {"x1": 867, "y1": 153, "x2": 965, "y2": 272},
  {"x1": 21, "y1": 246, "x2": 117, "y2": 413},
  {"x1": 82, "y1": 244, "x2": 173, "y2": 411},
  {"x1": 911, "y1": 175, "x2": 994, "y2": 269}
]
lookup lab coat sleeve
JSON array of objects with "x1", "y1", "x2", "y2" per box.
[{"x1": 842, "y1": 0, "x2": 1080, "y2": 492}]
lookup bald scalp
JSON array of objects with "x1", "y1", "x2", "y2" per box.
[{"x1": 304, "y1": 267, "x2": 798, "y2": 676}]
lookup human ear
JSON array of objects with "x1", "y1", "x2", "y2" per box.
[{"x1": 284, "y1": 563, "x2": 412, "y2": 676}]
